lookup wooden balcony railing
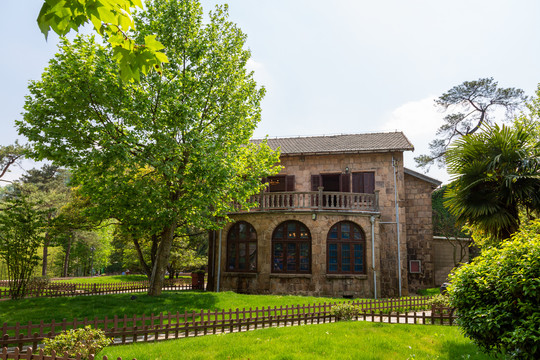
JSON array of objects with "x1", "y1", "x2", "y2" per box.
[{"x1": 234, "y1": 188, "x2": 379, "y2": 213}]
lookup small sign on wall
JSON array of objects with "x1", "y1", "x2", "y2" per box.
[{"x1": 409, "y1": 260, "x2": 422, "y2": 273}]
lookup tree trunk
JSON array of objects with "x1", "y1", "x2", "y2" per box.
[
  {"x1": 62, "y1": 234, "x2": 72, "y2": 278},
  {"x1": 133, "y1": 237, "x2": 152, "y2": 277},
  {"x1": 42, "y1": 237, "x2": 49, "y2": 277},
  {"x1": 148, "y1": 222, "x2": 177, "y2": 296}
]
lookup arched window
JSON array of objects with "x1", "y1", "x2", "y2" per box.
[
  {"x1": 272, "y1": 220, "x2": 311, "y2": 273},
  {"x1": 327, "y1": 221, "x2": 365, "y2": 274},
  {"x1": 227, "y1": 221, "x2": 257, "y2": 272}
]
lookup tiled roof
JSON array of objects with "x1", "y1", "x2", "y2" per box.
[
  {"x1": 252, "y1": 132, "x2": 414, "y2": 155},
  {"x1": 404, "y1": 167, "x2": 442, "y2": 187}
]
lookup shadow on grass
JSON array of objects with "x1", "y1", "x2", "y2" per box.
[{"x1": 441, "y1": 339, "x2": 500, "y2": 360}]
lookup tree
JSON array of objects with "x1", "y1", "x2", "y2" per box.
[
  {"x1": 21, "y1": 165, "x2": 70, "y2": 276},
  {"x1": 448, "y1": 220, "x2": 540, "y2": 359},
  {"x1": 19, "y1": 0, "x2": 280, "y2": 295},
  {"x1": 415, "y1": 78, "x2": 526, "y2": 168},
  {"x1": 0, "y1": 187, "x2": 47, "y2": 299},
  {"x1": 0, "y1": 142, "x2": 26, "y2": 182},
  {"x1": 444, "y1": 122, "x2": 540, "y2": 241},
  {"x1": 37, "y1": 0, "x2": 168, "y2": 81}
]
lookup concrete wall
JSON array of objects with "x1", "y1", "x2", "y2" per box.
[{"x1": 433, "y1": 237, "x2": 470, "y2": 285}]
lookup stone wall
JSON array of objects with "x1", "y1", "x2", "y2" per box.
[
  {"x1": 278, "y1": 152, "x2": 408, "y2": 297},
  {"x1": 214, "y1": 212, "x2": 379, "y2": 298},
  {"x1": 404, "y1": 173, "x2": 435, "y2": 292},
  {"x1": 207, "y1": 151, "x2": 415, "y2": 298}
]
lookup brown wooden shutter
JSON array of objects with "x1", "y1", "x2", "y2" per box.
[
  {"x1": 311, "y1": 175, "x2": 321, "y2": 191},
  {"x1": 286, "y1": 175, "x2": 295, "y2": 191},
  {"x1": 364, "y1": 172, "x2": 375, "y2": 194},
  {"x1": 262, "y1": 177, "x2": 268, "y2": 192},
  {"x1": 340, "y1": 174, "x2": 350, "y2": 193},
  {"x1": 352, "y1": 173, "x2": 363, "y2": 193}
]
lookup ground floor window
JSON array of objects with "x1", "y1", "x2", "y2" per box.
[
  {"x1": 327, "y1": 221, "x2": 365, "y2": 274},
  {"x1": 272, "y1": 220, "x2": 311, "y2": 273},
  {"x1": 227, "y1": 221, "x2": 257, "y2": 272}
]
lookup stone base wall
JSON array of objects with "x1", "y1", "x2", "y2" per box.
[{"x1": 213, "y1": 212, "x2": 380, "y2": 298}]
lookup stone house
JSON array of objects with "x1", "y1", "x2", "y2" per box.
[{"x1": 206, "y1": 132, "x2": 441, "y2": 298}]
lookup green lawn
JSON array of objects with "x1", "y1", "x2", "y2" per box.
[
  {"x1": 52, "y1": 275, "x2": 152, "y2": 284},
  {"x1": 0, "y1": 291, "x2": 354, "y2": 324},
  {"x1": 417, "y1": 287, "x2": 441, "y2": 297},
  {"x1": 101, "y1": 321, "x2": 497, "y2": 360}
]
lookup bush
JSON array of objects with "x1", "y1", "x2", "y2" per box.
[
  {"x1": 43, "y1": 326, "x2": 112, "y2": 360},
  {"x1": 448, "y1": 220, "x2": 540, "y2": 359},
  {"x1": 427, "y1": 294, "x2": 450, "y2": 308},
  {"x1": 330, "y1": 303, "x2": 360, "y2": 321},
  {"x1": 27, "y1": 276, "x2": 50, "y2": 292}
]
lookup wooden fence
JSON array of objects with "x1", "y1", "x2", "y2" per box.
[
  {"x1": 1, "y1": 347, "x2": 135, "y2": 360},
  {"x1": 0, "y1": 280, "x2": 198, "y2": 300},
  {"x1": 1, "y1": 297, "x2": 453, "y2": 350}
]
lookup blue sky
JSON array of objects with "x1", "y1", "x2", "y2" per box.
[{"x1": 2, "y1": 0, "x2": 540, "y2": 183}]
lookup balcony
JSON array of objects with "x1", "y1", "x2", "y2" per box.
[{"x1": 233, "y1": 188, "x2": 380, "y2": 213}]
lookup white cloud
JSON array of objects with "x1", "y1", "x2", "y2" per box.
[{"x1": 379, "y1": 96, "x2": 451, "y2": 184}]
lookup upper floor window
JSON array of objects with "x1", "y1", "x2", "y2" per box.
[
  {"x1": 227, "y1": 221, "x2": 257, "y2": 272},
  {"x1": 272, "y1": 220, "x2": 311, "y2": 273},
  {"x1": 327, "y1": 221, "x2": 366, "y2": 274}
]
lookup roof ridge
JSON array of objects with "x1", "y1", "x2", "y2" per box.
[{"x1": 251, "y1": 131, "x2": 405, "y2": 141}]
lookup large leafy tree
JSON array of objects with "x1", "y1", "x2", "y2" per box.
[
  {"x1": 19, "y1": 0, "x2": 279, "y2": 295},
  {"x1": 444, "y1": 122, "x2": 540, "y2": 241},
  {"x1": 416, "y1": 78, "x2": 526, "y2": 168},
  {"x1": 37, "y1": 0, "x2": 167, "y2": 81}
]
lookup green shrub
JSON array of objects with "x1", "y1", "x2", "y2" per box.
[
  {"x1": 448, "y1": 220, "x2": 540, "y2": 359},
  {"x1": 27, "y1": 276, "x2": 50, "y2": 292},
  {"x1": 330, "y1": 303, "x2": 360, "y2": 321},
  {"x1": 43, "y1": 326, "x2": 112, "y2": 360},
  {"x1": 427, "y1": 294, "x2": 450, "y2": 308}
]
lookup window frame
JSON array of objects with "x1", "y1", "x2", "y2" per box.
[
  {"x1": 271, "y1": 220, "x2": 311, "y2": 274},
  {"x1": 326, "y1": 221, "x2": 366, "y2": 274},
  {"x1": 226, "y1": 221, "x2": 258, "y2": 273}
]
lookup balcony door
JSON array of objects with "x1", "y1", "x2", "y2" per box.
[{"x1": 311, "y1": 173, "x2": 350, "y2": 207}]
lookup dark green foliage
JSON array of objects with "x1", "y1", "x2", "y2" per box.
[
  {"x1": 445, "y1": 122, "x2": 540, "y2": 241},
  {"x1": 448, "y1": 220, "x2": 540, "y2": 359}
]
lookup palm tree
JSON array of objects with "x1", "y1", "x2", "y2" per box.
[{"x1": 445, "y1": 123, "x2": 540, "y2": 241}]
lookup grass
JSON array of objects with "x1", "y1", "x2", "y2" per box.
[
  {"x1": 101, "y1": 321, "x2": 497, "y2": 360},
  {"x1": 53, "y1": 275, "x2": 153, "y2": 284},
  {"x1": 0, "y1": 291, "x2": 354, "y2": 324},
  {"x1": 417, "y1": 287, "x2": 441, "y2": 297}
]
